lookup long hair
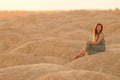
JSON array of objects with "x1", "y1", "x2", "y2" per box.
[{"x1": 93, "y1": 23, "x2": 103, "y2": 42}]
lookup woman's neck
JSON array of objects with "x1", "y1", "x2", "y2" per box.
[{"x1": 97, "y1": 31, "x2": 101, "y2": 34}]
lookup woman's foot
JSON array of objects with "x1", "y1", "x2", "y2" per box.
[{"x1": 71, "y1": 54, "x2": 84, "y2": 61}]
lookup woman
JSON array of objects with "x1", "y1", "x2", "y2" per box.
[{"x1": 72, "y1": 23, "x2": 106, "y2": 60}]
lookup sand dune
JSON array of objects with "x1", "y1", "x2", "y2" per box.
[
  {"x1": 107, "y1": 44, "x2": 120, "y2": 53},
  {"x1": 0, "y1": 11, "x2": 38, "y2": 19},
  {"x1": 0, "y1": 63, "x2": 71, "y2": 80},
  {"x1": 38, "y1": 70, "x2": 120, "y2": 80},
  {"x1": 0, "y1": 53, "x2": 68, "y2": 68},
  {"x1": 0, "y1": 10, "x2": 120, "y2": 80},
  {"x1": 0, "y1": 32, "x2": 26, "y2": 53},
  {"x1": 66, "y1": 52, "x2": 120, "y2": 77},
  {"x1": 8, "y1": 38, "x2": 84, "y2": 59}
]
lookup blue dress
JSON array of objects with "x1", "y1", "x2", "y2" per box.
[{"x1": 85, "y1": 32, "x2": 106, "y2": 55}]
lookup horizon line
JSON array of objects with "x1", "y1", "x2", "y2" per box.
[{"x1": 0, "y1": 8, "x2": 119, "y2": 12}]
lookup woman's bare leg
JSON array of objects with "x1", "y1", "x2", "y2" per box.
[
  {"x1": 71, "y1": 47, "x2": 87, "y2": 60},
  {"x1": 85, "y1": 52, "x2": 89, "y2": 56}
]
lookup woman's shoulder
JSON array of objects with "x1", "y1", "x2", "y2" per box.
[
  {"x1": 99, "y1": 32, "x2": 104, "y2": 35},
  {"x1": 99, "y1": 32, "x2": 104, "y2": 37}
]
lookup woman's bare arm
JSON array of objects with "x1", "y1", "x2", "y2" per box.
[{"x1": 87, "y1": 33, "x2": 104, "y2": 45}]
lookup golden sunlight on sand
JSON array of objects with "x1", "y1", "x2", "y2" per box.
[{"x1": 0, "y1": 10, "x2": 120, "y2": 80}]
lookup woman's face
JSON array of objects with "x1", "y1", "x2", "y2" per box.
[{"x1": 96, "y1": 25, "x2": 102, "y2": 33}]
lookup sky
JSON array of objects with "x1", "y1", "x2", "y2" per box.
[{"x1": 0, "y1": 0, "x2": 120, "y2": 11}]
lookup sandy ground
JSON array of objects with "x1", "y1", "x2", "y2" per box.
[{"x1": 0, "y1": 10, "x2": 120, "y2": 80}]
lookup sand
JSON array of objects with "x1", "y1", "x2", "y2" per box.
[{"x1": 0, "y1": 10, "x2": 120, "y2": 80}]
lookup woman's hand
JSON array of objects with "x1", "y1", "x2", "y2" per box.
[
  {"x1": 87, "y1": 41, "x2": 92, "y2": 44},
  {"x1": 86, "y1": 32, "x2": 104, "y2": 45}
]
